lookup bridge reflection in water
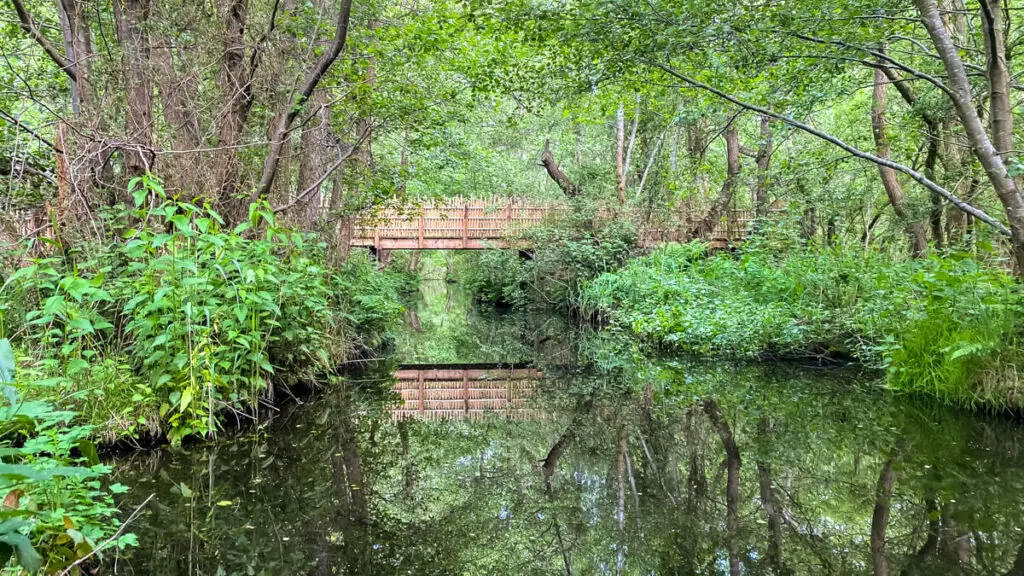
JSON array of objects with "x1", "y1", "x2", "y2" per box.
[{"x1": 391, "y1": 364, "x2": 541, "y2": 421}]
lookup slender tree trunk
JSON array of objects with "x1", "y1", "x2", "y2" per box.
[
  {"x1": 755, "y1": 116, "x2": 772, "y2": 217},
  {"x1": 113, "y1": 0, "x2": 154, "y2": 183},
  {"x1": 871, "y1": 63, "x2": 927, "y2": 255},
  {"x1": 918, "y1": 0, "x2": 1024, "y2": 273},
  {"x1": 802, "y1": 204, "x2": 817, "y2": 243},
  {"x1": 296, "y1": 90, "x2": 332, "y2": 223},
  {"x1": 56, "y1": 0, "x2": 92, "y2": 116},
  {"x1": 617, "y1": 427, "x2": 627, "y2": 531},
  {"x1": 756, "y1": 418, "x2": 788, "y2": 575},
  {"x1": 151, "y1": 42, "x2": 201, "y2": 195},
  {"x1": 254, "y1": 0, "x2": 354, "y2": 199},
  {"x1": 624, "y1": 93, "x2": 640, "y2": 185},
  {"x1": 616, "y1": 102, "x2": 626, "y2": 204},
  {"x1": 924, "y1": 126, "x2": 944, "y2": 249},
  {"x1": 901, "y1": 499, "x2": 939, "y2": 575},
  {"x1": 694, "y1": 121, "x2": 740, "y2": 238},
  {"x1": 871, "y1": 451, "x2": 898, "y2": 576},
  {"x1": 213, "y1": 0, "x2": 251, "y2": 213},
  {"x1": 981, "y1": 0, "x2": 1014, "y2": 161}
]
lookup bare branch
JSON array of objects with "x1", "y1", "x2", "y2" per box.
[
  {"x1": 9, "y1": 0, "x2": 77, "y2": 81},
  {"x1": 648, "y1": 61, "x2": 1012, "y2": 236}
]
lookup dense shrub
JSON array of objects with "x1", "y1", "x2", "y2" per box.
[
  {"x1": 581, "y1": 242, "x2": 1024, "y2": 411},
  {"x1": 0, "y1": 177, "x2": 406, "y2": 443},
  {"x1": 0, "y1": 338, "x2": 132, "y2": 573},
  {"x1": 460, "y1": 208, "x2": 639, "y2": 309}
]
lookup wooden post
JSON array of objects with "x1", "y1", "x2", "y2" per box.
[
  {"x1": 462, "y1": 205, "x2": 469, "y2": 248},
  {"x1": 418, "y1": 206, "x2": 424, "y2": 249},
  {"x1": 418, "y1": 370, "x2": 424, "y2": 415}
]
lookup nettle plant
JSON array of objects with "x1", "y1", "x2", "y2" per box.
[
  {"x1": 5, "y1": 175, "x2": 348, "y2": 443},
  {"x1": 0, "y1": 339, "x2": 131, "y2": 574},
  {"x1": 110, "y1": 176, "x2": 342, "y2": 442}
]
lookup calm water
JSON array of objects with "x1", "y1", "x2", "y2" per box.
[{"x1": 106, "y1": 276, "x2": 1024, "y2": 575}]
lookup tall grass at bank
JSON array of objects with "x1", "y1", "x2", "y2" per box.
[
  {"x1": 0, "y1": 177, "x2": 407, "y2": 444},
  {"x1": 579, "y1": 241, "x2": 1024, "y2": 411}
]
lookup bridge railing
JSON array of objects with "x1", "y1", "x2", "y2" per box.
[{"x1": 352, "y1": 198, "x2": 757, "y2": 250}]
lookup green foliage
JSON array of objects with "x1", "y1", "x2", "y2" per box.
[
  {"x1": 0, "y1": 338, "x2": 130, "y2": 574},
  {"x1": 461, "y1": 206, "x2": 639, "y2": 309},
  {"x1": 1, "y1": 177, "x2": 406, "y2": 443},
  {"x1": 581, "y1": 242, "x2": 1024, "y2": 410}
]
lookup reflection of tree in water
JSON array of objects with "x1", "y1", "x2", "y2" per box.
[
  {"x1": 395, "y1": 275, "x2": 576, "y2": 365},
  {"x1": 107, "y1": 363, "x2": 1024, "y2": 575}
]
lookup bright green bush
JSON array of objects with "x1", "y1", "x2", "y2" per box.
[
  {"x1": 0, "y1": 338, "x2": 132, "y2": 574},
  {"x1": 0, "y1": 176, "x2": 406, "y2": 443},
  {"x1": 461, "y1": 208, "x2": 639, "y2": 309},
  {"x1": 581, "y1": 242, "x2": 1024, "y2": 411}
]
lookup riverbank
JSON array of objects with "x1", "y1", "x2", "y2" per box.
[
  {"x1": 2, "y1": 190, "x2": 411, "y2": 446},
  {"x1": 457, "y1": 217, "x2": 1024, "y2": 412}
]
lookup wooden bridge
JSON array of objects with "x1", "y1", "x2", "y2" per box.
[
  {"x1": 352, "y1": 200, "x2": 755, "y2": 251},
  {"x1": 391, "y1": 365, "x2": 541, "y2": 421}
]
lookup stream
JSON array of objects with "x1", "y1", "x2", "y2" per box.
[{"x1": 105, "y1": 272, "x2": 1024, "y2": 575}]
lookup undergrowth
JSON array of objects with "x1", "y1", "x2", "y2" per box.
[
  {"x1": 580, "y1": 241, "x2": 1024, "y2": 411},
  {"x1": 0, "y1": 176, "x2": 407, "y2": 444},
  {"x1": 0, "y1": 338, "x2": 132, "y2": 574},
  {"x1": 460, "y1": 207, "x2": 639, "y2": 310}
]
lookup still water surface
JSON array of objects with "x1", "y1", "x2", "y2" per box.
[{"x1": 107, "y1": 277, "x2": 1024, "y2": 575}]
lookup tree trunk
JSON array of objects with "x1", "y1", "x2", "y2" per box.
[
  {"x1": 541, "y1": 139, "x2": 581, "y2": 197},
  {"x1": 917, "y1": 0, "x2": 1024, "y2": 273},
  {"x1": 113, "y1": 0, "x2": 154, "y2": 182},
  {"x1": 900, "y1": 499, "x2": 939, "y2": 575},
  {"x1": 296, "y1": 90, "x2": 332, "y2": 224},
  {"x1": 151, "y1": 42, "x2": 201, "y2": 196},
  {"x1": 616, "y1": 102, "x2": 626, "y2": 204},
  {"x1": 756, "y1": 418, "x2": 787, "y2": 575},
  {"x1": 56, "y1": 0, "x2": 92, "y2": 116},
  {"x1": 213, "y1": 0, "x2": 251, "y2": 215},
  {"x1": 981, "y1": 0, "x2": 1014, "y2": 161},
  {"x1": 871, "y1": 451, "x2": 898, "y2": 576},
  {"x1": 624, "y1": 93, "x2": 641, "y2": 186},
  {"x1": 924, "y1": 127, "x2": 944, "y2": 249},
  {"x1": 693, "y1": 121, "x2": 740, "y2": 238},
  {"x1": 254, "y1": 0, "x2": 354, "y2": 199},
  {"x1": 754, "y1": 116, "x2": 772, "y2": 218},
  {"x1": 802, "y1": 205, "x2": 817, "y2": 243},
  {"x1": 871, "y1": 63, "x2": 927, "y2": 256}
]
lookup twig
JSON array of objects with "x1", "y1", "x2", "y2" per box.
[{"x1": 60, "y1": 493, "x2": 155, "y2": 576}]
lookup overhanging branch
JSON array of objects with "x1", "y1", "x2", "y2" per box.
[
  {"x1": 646, "y1": 61, "x2": 1011, "y2": 236},
  {"x1": 10, "y1": 0, "x2": 77, "y2": 81}
]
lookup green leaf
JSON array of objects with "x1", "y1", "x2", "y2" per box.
[
  {"x1": 66, "y1": 358, "x2": 89, "y2": 375},
  {"x1": 78, "y1": 440, "x2": 100, "y2": 466},
  {"x1": 0, "y1": 532, "x2": 43, "y2": 573},
  {"x1": 109, "y1": 483, "x2": 130, "y2": 494}
]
